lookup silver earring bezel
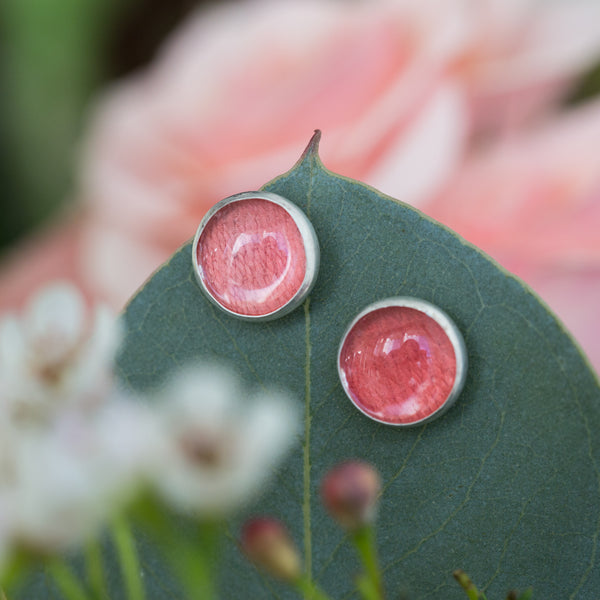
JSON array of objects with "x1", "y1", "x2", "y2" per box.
[
  {"x1": 192, "y1": 191, "x2": 320, "y2": 321},
  {"x1": 337, "y1": 297, "x2": 467, "y2": 426}
]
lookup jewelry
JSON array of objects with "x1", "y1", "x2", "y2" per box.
[
  {"x1": 192, "y1": 192, "x2": 319, "y2": 320},
  {"x1": 338, "y1": 297, "x2": 467, "y2": 426}
]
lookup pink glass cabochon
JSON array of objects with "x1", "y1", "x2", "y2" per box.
[
  {"x1": 338, "y1": 299, "x2": 467, "y2": 426},
  {"x1": 193, "y1": 193, "x2": 317, "y2": 318}
]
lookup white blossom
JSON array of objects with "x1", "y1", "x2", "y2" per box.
[
  {"x1": 0, "y1": 282, "x2": 122, "y2": 423},
  {"x1": 148, "y1": 366, "x2": 298, "y2": 516},
  {"x1": 0, "y1": 281, "x2": 298, "y2": 560},
  {"x1": 0, "y1": 283, "x2": 138, "y2": 554},
  {"x1": 5, "y1": 427, "x2": 109, "y2": 551},
  {"x1": 0, "y1": 400, "x2": 155, "y2": 554}
]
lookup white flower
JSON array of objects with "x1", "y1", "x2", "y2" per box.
[
  {"x1": 5, "y1": 428, "x2": 108, "y2": 552},
  {"x1": 91, "y1": 398, "x2": 162, "y2": 487},
  {"x1": 148, "y1": 366, "x2": 298, "y2": 516},
  {"x1": 0, "y1": 282, "x2": 154, "y2": 554},
  {"x1": 0, "y1": 405, "x2": 18, "y2": 558},
  {"x1": 0, "y1": 282, "x2": 122, "y2": 422},
  {"x1": 2, "y1": 399, "x2": 155, "y2": 553},
  {"x1": 0, "y1": 282, "x2": 298, "y2": 557}
]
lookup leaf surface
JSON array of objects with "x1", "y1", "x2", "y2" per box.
[{"x1": 27, "y1": 133, "x2": 600, "y2": 599}]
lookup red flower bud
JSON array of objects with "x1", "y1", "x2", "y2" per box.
[
  {"x1": 321, "y1": 460, "x2": 381, "y2": 531},
  {"x1": 240, "y1": 517, "x2": 301, "y2": 582}
]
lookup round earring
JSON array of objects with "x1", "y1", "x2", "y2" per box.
[
  {"x1": 192, "y1": 191, "x2": 320, "y2": 321},
  {"x1": 338, "y1": 297, "x2": 467, "y2": 426}
]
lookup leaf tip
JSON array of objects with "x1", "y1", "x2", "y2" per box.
[{"x1": 300, "y1": 130, "x2": 322, "y2": 163}]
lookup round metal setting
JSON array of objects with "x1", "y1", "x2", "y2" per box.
[
  {"x1": 338, "y1": 297, "x2": 467, "y2": 426},
  {"x1": 192, "y1": 191, "x2": 319, "y2": 321}
]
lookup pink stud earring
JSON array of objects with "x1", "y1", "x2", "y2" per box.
[
  {"x1": 338, "y1": 297, "x2": 467, "y2": 426},
  {"x1": 192, "y1": 192, "x2": 319, "y2": 321}
]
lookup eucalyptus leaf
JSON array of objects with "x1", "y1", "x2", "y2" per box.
[{"x1": 20, "y1": 132, "x2": 600, "y2": 599}]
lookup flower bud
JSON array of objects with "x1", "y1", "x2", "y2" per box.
[
  {"x1": 240, "y1": 517, "x2": 301, "y2": 582},
  {"x1": 321, "y1": 460, "x2": 381, "y2": 531}
]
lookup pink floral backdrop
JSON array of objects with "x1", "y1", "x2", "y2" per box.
[{"x1": 1, "y1": 0, "x2": 600, "y2": 371}]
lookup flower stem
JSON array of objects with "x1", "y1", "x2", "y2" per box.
[
  {"x1": 111, "y1": 515, "x2": 144, "y2": 600},
  {"x1": 295, "y1": 575, "x2": 333, "y2": 600},
  {"x1": 170, "y1": 536, "x2": 216, "y2": 600},
  {"x1": 352, "y1": 526, "x2": 383, "y2": 599},
  {"x1": 84, "y1": 538, "x2": 107, "y2": 600},
  {"x1": 46, "y1": 558, "x2": 90, "y2": 600},
  {"x1": 129, "y1": 498, "x2": 219, "y2": 600},
  {"x1": 453, "y1": 570, "x2": 486, "y2": 600}
]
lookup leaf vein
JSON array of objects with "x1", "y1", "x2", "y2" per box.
[{"x1": 382, "y1": 411, "x2": 506, "y2": 573}]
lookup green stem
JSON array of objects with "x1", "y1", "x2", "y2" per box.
[
  {"x1": 169, "y1": 536, "x2": 216, "y2": 600},
  {"x1": 129, "y1": 498, "x2": 219, "y2": 600},
  {"x1": 46, "y1": 558, "x2": 90, "y2": 600},
  {"x1": 453, "y1": 570, "x2": 483, "y2": 600},
  {"x1": 111, "y1": 515, "x2": 144, "y2": 600},
  {"x1": 1, "y1": 586, "x2": 8, "y2": 600},
  {"x1": 0, "y1": 550, "x2": 31, "y2": 593},
  {"x1": 352, "y1": 526, "x2": 383, "y2": 599},
  {"x1": 355, "y1": 574, "x2": 380, "y2": 600},
  {"x1": 84, "y1": 538, "x2": 107, "y2": 600},
  {"x1": 295, "y1": 575, "x2": 333, "y2": 600}
]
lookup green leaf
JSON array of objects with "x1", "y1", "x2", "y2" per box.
[
  {"x1": 119, "y1": 132, "x2": 600, "y2": 599},
  {"x1": 22, "y1": 132, "x2": 600, "y2": 599}
]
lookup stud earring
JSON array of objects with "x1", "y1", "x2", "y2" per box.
[
  {"x1": 338, "y1": 297, "x2": 467, "y2": 426},
  {"x1": 192, "y1": 192, "x2": 320, "y2": 321}
]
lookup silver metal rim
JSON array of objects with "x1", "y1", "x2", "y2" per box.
[
  {"x1": 191, "y1": 191, "x2": 320, "y2": 321},
  {"x1": 337, "y1": 297, "x2": 468, "y2": 427}
]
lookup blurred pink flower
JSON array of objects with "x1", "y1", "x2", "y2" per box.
[
  {"x1": 456, "y1": 0, "x2": 600, "y2": 137},
  {"x1": 0, "y1": 216, "x2": 88, "y2": 311},
  {"x1": 424, "y1": 99, "x2": 600, "y2": 369},
  {"x1": 77, "y1": 0, "x2": 600, "y2": 309},
  {"x1": 78, "y1": 0, "x2": 470, "y2": 306},
  {"x1": 0, "y1": 0, "x2": 599, "y2": 371}
]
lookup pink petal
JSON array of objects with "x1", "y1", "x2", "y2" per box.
[
  {"x1": 0, "y1": 216, "x2": 92, "y2": 311},
  {"x1": 459, "y1": 0, "x2": 600, "y2": 134},
  {"x1": 424, "y1": 99, "x2": 600, "y2": 370}
]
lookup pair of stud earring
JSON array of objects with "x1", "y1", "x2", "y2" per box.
[{"x1": 192, "y1": 192, "x2": 467, "y2": 427}]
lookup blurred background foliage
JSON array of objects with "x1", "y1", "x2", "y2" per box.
[
  {"x1": 1, "y1": 0, "x2": 600, "y2": 255},
  {"x1": 0, "y1": 0, "x2": 202, "y2": 253}
]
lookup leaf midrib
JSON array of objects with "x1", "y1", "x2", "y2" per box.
[
  {"x1": 303, "y1": 298, "x2": 313, "y2": 587},
  {"x1": 300, "y1": 144, "x2": 318, "y2": 591}
]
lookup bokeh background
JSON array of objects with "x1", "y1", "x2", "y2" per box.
[
  {"x1": 0, "y1": 0, "x2": 201, "y2": 250},
  {"x1": 1, "y1": 0, "x2": 600, "y2": 369}
]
